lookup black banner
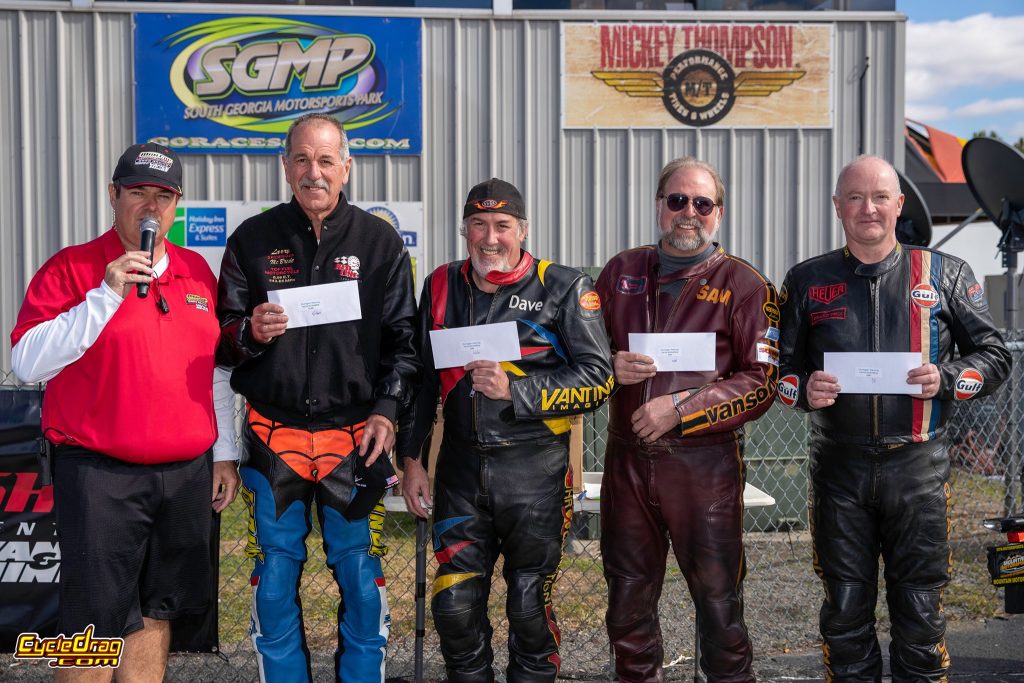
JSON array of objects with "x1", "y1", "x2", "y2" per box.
[
  {"x1": 0, "y1": 388, "x2": 218, "y2": 653},
  {"x1": 0, "y1": 389, "x2": 56, "y2": 652}
]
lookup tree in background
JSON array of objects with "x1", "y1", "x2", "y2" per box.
[{"x1": 972, "y1": 130, "x2": 1024, "y2": 154}]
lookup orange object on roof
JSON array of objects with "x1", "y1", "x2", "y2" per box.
[{"x1": 906, "y1": 119, "x2": 967, "y2": 183}]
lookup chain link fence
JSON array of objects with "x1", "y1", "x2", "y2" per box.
[{"x1": 4, "y1": 341, "x2": 1022, "y2": 681}]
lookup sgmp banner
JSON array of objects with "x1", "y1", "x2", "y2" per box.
[{"x1": 134, "y1": 14, "x2": 422, "y2": 154}]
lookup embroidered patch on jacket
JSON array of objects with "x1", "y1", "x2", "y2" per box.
[
  {"x1": 911, "y1": 283, "x2": 939, "y2": 309},
  {"x1": 334, "y1": 255, "x2": 361, "y2": 279},
  {"x1": 808, "y1": 283, "x2": 847, "y2": 304},
  {"x1": 779, "y1": 284, "x2": 788, "y2": 305},
  {"x1": 777, "y1": 374, "x2": 800, "y2": 407},
  {"x1": 967, "y1": 282, "x2": 985, "y2": 305},
  {"x1": 764, "y1": 326, "x2": 780, "y2": 342},
  {"x1": 579, "y1": 291, "x2": 601, "y2": 311},
  {"x1": 185, "y1": 293, "x2": 210, "y2": 312},
  {"x1": 762, "y1": 301, "x2": 781, "y2": 323},
  {"x1": 954, "y1": 368, "x2": 984, "y2": 400},
  {"x1": 264, "y1": 248, "x2": 299, "y2": 284},
  {"x1": 695, "y1": 285, "x2": 731, "y2": 305},
  {"x1": 810, "y1": 307, "x2": 846, "y2": 325},
  {"x1": 616, "y1": 275, "x2": 647, "y2": 295},
  {"x1": 755, "y1": 342, "x2": 779, "y2": 366}
]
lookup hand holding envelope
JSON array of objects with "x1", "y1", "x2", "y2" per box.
[
  {"x1": 823, "y1": 352, "x2": 924, "y2": 395},
  {"x1": 810, "y1": 352, "x2": 936, "y2": 409},
  {"x1": 266, "y1": 281, "x2": 362, "y2": 329},
  {"x1": 613, "y1": 351, "x2": 657, "y2": 385},
  {"x1": 628, "y1": 333, "x2": 717, "y2": 372},
  {"x1": 251, "y1": 302, "x2": 288, "y2": 344},
  {"x1": 429, "y1": 322, "x2": 522, "y2": 368},
  {"x1": 430, "y1": 322, "x2": 522, "y2": 401}
]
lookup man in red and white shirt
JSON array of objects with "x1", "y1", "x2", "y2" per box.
[{"x1": 10, "y1": 142, "x2": 239, "y2": 683}]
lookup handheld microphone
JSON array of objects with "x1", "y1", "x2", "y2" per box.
[{"x1": 137, "y1": 218, "x2": 159, "y2": 299}]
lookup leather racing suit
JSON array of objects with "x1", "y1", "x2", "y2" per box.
[
  {"x1": 777, "y1": 244, "x2": 1011, "y2": 682},
  {"x1": 398, "y1": 253, "x2": 613, "y2": 682},
  {"x1": 217, "y1": 195, "x2": 418, "y2": 683},
  {"x1": 596, "y1": 244, "x2": 779, "y2": 683}
]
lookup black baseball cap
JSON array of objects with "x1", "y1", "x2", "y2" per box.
[
  {"x1": 344, "y1": 453, "x2": 400, "y2": 521},
  {"x1": 112, "y1": 143, "x2": 183, "y2": 196},
  {"x1": 463, "y1": 177, "x2": 526, "y2": 221}
]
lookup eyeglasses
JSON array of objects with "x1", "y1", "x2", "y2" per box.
[{"x1": 658, "y1": 193, "x2": 718, "y2": 216}]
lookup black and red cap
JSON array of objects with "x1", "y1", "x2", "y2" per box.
[
  {"x1": 112, "y1": 143, "x2": 183, "y2": 196},
  {"x1": 463, "y1": 177, "x2": 526, "y2": 221}
]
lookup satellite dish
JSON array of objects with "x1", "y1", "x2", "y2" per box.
[
  {"x1": 896, "y1": 171, "x2": 932, "y2": 246},
  {"x1": 962, "y1": 137, "x2": 1024, "y2": 243},
  {"x1": 961, "y1": 137, "x2": 1024, "y2": 329}
]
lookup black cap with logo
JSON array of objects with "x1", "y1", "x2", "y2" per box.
[
  {"x1": 112, "y1": 143, "x2": 183, "y2": 196},
  {"x1": 343, "y1": 454, "x2": 400, "y2": 521},
  {"x1": 462, "y1": 177, "x2": 526, "y2": 221}
]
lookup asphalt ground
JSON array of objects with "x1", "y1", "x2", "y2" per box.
[{"x1": 752, "y1": 613, "x2": 1024, "y2": 683}]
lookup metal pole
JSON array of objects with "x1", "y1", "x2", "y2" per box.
[
  {"x1": 693, "y1": 612, "x2": 703, "y2": 683},
  {"x1": 931, "y1": 208, "x2": 985, "y2": 250},
  {"x1": 1001, "y1": 250, "x2": 1021, "y2": 516},
  {"x1": 414, "y1": 515, "x2": 428, "y2": 683}
]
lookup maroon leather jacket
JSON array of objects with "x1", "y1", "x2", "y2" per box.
[{"x1": 596, "y1": 244, "x2": 779, "y2": 446}]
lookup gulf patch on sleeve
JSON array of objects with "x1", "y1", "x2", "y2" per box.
[{"x1": 777, "y1": 374, "x2": 800, "y2": 407}]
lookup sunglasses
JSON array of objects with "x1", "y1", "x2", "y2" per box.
[{"x1": 658, "y1": 193, "x2": 718, "y2": 216}]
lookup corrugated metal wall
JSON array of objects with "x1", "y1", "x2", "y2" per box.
[{"x1": 0, "y1": 5, "x2": 904, "y2": 369}]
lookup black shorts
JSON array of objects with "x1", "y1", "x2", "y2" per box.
[{"x1": 52, "y1": 447, "x2": 213, "y2": 638}]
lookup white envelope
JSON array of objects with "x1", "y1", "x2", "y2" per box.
[
  {"x1": 824, "y1": 352, "x2": 923, "y2": 395},
  {"x1": 430, "y1": 322, "x2": 522, "y2": 369},
  {"x1": 628, "y1": 332, "x2": 716, "y2": 372},
  {"x1": 266, "y1": 281, "x2": 361, "y2": 328}
]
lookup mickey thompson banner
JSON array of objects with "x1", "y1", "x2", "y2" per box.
[{"x1": 562, "y1": 22, "x2": 832, "y2": 129}]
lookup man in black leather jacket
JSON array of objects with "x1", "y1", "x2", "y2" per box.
[
  {"x1": 216, "y1": 113, "x2": 418, "y2": 683},
  {"x1": 778, "y1": 155, "x2": 1011, "y2": 682},
  {"x1": 398, "y1": 178, "x2": 613, "y2": 683}
]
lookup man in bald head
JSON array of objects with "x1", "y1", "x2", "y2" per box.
[{"x1": 777, "y1": 155, "x2": 1011, "y2": 681}]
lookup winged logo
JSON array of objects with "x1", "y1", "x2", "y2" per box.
[{"x1": 591, "y1": 69, "x2": 806, "y2": 98}]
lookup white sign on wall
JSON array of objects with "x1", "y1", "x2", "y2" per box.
[{"x1": 167, "y1": 200, "x2": 425, "y2": 289}]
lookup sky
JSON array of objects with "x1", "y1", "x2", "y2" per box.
[{"x1": 898, "y1": 0, "x2": 1024, "y2": 143}]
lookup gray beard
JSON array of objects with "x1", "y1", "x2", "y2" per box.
[
  {"x1": 662, "y1": 217, "x2": 714, "y2": 252},
  {"x1": 664, "y1": 229, "x2": 710, "y2": 253}
]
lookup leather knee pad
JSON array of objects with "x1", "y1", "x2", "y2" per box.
[
  {"x1": 888, "y1": 586, "x2": 945, "y2": 644},
  {"x1": 605, "y1": 577, "x2": 658, "y2": 637},
  {"x1": 887, "y1": 586, "x2": 949, "y2": 679},
  {"x1": 605, "y1": 576, "x2": 663, "y2": 673},
  {"x1": 697, "y1": 595, "x2": 751, "y2": 654},
  {"x1": 251, "y1": 553, "x2": 304, "y2": 639},
  {"x1": 253, "y1": 553, "x2": 302, "y2": 604},
  {"x1": 432, "y1": 574, "x2": 490, "y2": 649},
  {"x1": 331, "y1": 552, "x2": 388, "y2": 641},
  {"x1": 506, "y1": 573, "x2": 551, "y2": 650},
  {"x1": 821, "y1": 580, "x2": 876, "y2": 634}
]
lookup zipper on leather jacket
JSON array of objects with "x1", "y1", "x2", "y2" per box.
[
  {"x1": 471, "y1": 282, "x2": 505, "y2": 442},
  {"x1": 641, "y1": 274, "x2": 661, "y2": 407},
  {"x1": 469, "y1": 281, "x2": 479, "y2": 438},
  {"x1": 870, "y1": 276, "x2": 880, "y2": 441},
  {"x1": 643, "y1": 270, "x2": 690, "y2": 407}
]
